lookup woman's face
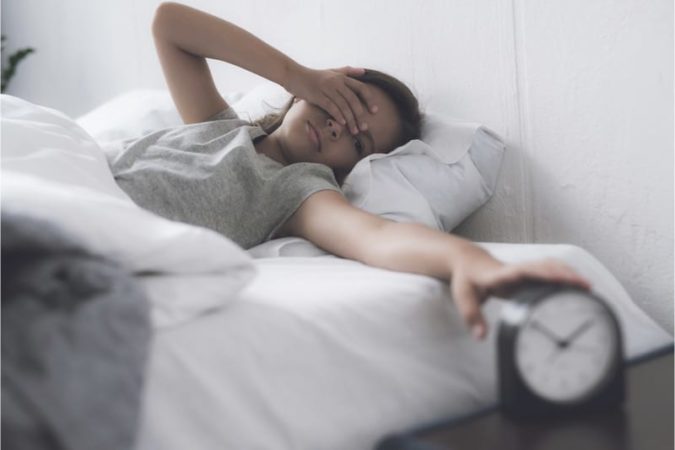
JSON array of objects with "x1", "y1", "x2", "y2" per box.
[{"x1": 271, "y1": 83, "x2": 403, "y2": 177}]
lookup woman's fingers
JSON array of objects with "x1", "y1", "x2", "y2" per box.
[
  {"x1": 332, "y1": 89, "x2": 362, "y2": 134},
  {"x1": 524, "y1": 259, "x2": 591, "y2": 289},
  {"x1": 290, "y1": 66, "x2": 378, "y2": 133},
  {"x1": 330, "y1": 77, "x2": 371, "y2": 134},
  {"x1": 338, "y1": 86, "x2": 368, "y2": 133},
  {"x1": 452, "y1": 273, "x2": 489, "y2": 340},
  {"x1": 333, "y1": 65, "x2": 365, "y2": 76},
  {"x1": 331, "y1": 68, "x2": 379, "y2": 127},
  {"x1": 325, "y1": 86, "x2": 367, "y2": 135},
  {"x1": 451, "y1": 258, "x2": 592, "y2": 342},
  {"x1": 486, "y1": 259, "x2": 592, "y2": 298},
  {"x1": 304, "y1": 67, "x2": 378, "y2": 135},
  {"x1": 318, "y1": 94, "x2": 347, "y2": 129},
  {"x1": 345, "y1": 77, "x2": 379, "y2": 114},
  {"x1": 316, "y1": 76, "x2": 360, "y2": 133}
]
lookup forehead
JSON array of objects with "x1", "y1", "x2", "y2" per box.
[{"x1": 364, "y1": 84, "x2": 401, "y2": 153}]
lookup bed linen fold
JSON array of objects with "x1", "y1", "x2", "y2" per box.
[
  {"x1": 2, "y1": 211, "x2": 151, "y2": 450},
  {"x1": 0, "y1": 94, "x2": 258, "y2": 328}
]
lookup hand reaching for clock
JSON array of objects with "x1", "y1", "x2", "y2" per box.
[{"x1": 450, "y1": 247, "x2": 592, "y2": 341}]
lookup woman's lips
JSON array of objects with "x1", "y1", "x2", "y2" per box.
[{"x1": 306, "y1": 120, "x2": 321, "y2": 152}]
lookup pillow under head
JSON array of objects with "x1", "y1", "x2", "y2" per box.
[{"x1": 342, "y1": 112, "x2": 505, "y2": 232}]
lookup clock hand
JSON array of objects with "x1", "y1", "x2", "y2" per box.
[
  {"x1": 530, "y1": 320, "x2": 566, "y2": 346},
  {"x1": 562, "y1": 318, "x2": 595, "y2": 346},
  {"x1": 544, "y1": 320, "x2": 595, "y2": 363}
]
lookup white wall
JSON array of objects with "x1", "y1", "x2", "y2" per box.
[{"x1": 2, "y1": 0, "x2": 673, "y2": 333}]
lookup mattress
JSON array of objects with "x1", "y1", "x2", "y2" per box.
[{"x1": 134, "y1": 243, "x2": 672, "y2": 450}]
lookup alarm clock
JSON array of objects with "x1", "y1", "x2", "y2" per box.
[{"x1": 497, "y1": 282, "x2": 625, "y2": 419}]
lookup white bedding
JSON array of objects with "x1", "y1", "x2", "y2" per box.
[
  {"x1": 135, "y1": 247, "x2": 672, "y2": 450},
  {"x1": 3, "y1": 94, "x2": 671, "y2": 450},
  {"x1": 1, "y1": 94, "x2": 257, "y2": 327}
]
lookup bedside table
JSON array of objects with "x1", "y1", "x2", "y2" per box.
[{"x1": 378, "y1": 344, "x2": 673, "y2": 450}]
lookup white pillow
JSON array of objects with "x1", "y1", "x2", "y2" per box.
[
  {"x1": 77, "y1": 90, "x2": 181, "y2": 142},
  {"x1": 342, "y1": 117, "x2": 505, "y2": 231},
  {"x1": 230, "y1": 82, "x2": 293, "y2": 122},
  {"x1": 75, "y1": 85, "x2": 288, "y2": 143},
  {"x1": 76, "y1": 89, "x2": 246, "y2": 142},
  {"x1": 3, "y1": 94, "x2": 257, "y2": 328}
]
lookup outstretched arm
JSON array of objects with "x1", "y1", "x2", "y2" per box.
[{"x1": 279, "y1": 190, "x2": 592, "y2": 341}]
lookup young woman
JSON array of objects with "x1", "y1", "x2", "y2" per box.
[{"x1": 109, "y1": 2, "x2": 592, "y2": 341}]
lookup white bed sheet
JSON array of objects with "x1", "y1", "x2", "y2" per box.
[{"x1": 134, "y1": 243, "x2": 672, "y2": 450}]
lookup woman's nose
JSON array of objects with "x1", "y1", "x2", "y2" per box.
[{"x1": 326, "y1": 118, "x2": 344, "y2": 140}]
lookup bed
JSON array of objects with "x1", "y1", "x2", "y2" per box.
[
  {"x1": 2, "y1": 93, "x2": 672, "y2": 450},
  {"x1": 134, "y1": 246, "x2": 672, "y2": 450}
]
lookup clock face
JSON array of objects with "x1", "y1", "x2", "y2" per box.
[{"x1": 514, "y1": 291, "x2": 619, "y2": 404}]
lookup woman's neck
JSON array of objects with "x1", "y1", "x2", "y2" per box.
[{"x1": 254, "y1": 134, "x2": 288, "y2": 166}]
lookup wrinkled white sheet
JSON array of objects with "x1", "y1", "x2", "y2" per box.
[
  {"x1": 136, "y1": 245, "x2": 672, "y2": 450},
  {"x1": 0, "y1": 95, "x2": 257, "y2": 327}
]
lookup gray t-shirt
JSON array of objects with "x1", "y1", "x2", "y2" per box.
[{"x1": 107, "y1": 107, "x2": 342, "y2": 249}]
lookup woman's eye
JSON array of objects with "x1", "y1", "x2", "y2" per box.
[{"x1": 354, "y1": 138, "x2": 363, "y2": 155}]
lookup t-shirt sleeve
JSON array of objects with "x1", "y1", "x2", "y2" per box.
[{"x1": 265, "y1": 164, "x2": 343, "y2": 242}]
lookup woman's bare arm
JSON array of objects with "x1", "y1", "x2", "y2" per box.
[
  {"x1": 152, "y1": 2, "x2": 295, "y2": 123},
  {"x1": 282, "y1": 190, "x2": 592, "y2": 341},
  {"x1": 151, "y1": 2, "x2": 377, "y2": 129}
]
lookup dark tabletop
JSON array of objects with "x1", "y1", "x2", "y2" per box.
[{"x1": 378, "y1": 345, "x2": 674, "y2": 450}]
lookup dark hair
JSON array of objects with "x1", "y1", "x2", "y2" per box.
[
  {"x1": 352, "y1": 68, "x2": 422, "y2": 148},
  {"x1": 251, "y1": 68, "x2": 423, "y2": 184}
]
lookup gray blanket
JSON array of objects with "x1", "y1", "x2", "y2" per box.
[{"x1": 2, "y1": 211, "x2": 151, "y2": 450}]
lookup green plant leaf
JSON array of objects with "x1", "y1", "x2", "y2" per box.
[{"x1": 1, "y1": 35, "x2": 36, "y2": 93}]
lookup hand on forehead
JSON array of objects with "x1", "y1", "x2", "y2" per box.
[{"x1": 289, "y1": 66, "x2": 379, "y2": 137}]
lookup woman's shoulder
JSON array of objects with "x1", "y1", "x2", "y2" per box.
[{"x1": 202, "y1": 106, "x2": 268, "y2": 139}]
